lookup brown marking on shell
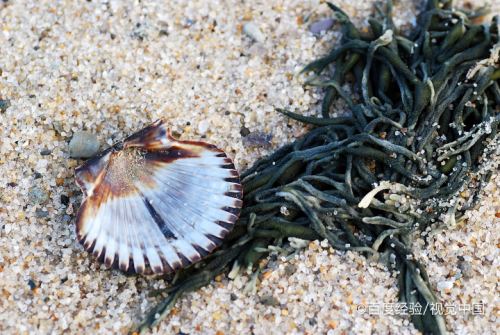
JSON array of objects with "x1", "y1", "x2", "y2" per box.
[
  {"x1": 143, "y1": 145, "x2": 200, "y2": 164},
  {"x1": 75, "y1": 191, "x2": 109, "y2": 240},
  {"x1": 75, "y1": 149, "x2": 112, "y2": 196},
  {"x1": 227, "y1": 183, "x2": 243, "y2": 194},
  {"x1": 166, "y1": 131, "x2": 229, "y2": 154},
  {"x1": 159, "y1": 259, "x2": 174, "y2": 274},
  {"x1": 167, "y1": 257, "x2": 183, "y2": 272},
  {"x1": 123, "y1": 119, "x2": 169, "y2": 150}
]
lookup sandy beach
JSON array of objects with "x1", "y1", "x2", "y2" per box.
[{"x1": 0, "y1": 0, "x2": 498, "y2": 334}]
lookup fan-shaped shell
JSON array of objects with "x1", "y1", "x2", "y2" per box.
[{"x1": 74, "y1": 120, "x2": 242, "y2": 274}]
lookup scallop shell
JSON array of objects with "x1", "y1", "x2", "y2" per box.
[{"x1": 74, "y1": 120, "x2": 242, "y2": 274}]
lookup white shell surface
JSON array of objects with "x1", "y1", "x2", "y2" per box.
[{"x1": 75, "y1": 120, "x2": 242, "y2": 274}]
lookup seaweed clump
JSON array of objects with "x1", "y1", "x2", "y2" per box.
[{"x1": 136, "y1": 0, "x2": 499, "y2": 334}]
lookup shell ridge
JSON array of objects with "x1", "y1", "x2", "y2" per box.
[
  {"x1": 140, "y1": 193, "x2": 176, "y2": 239},
  {"x1": 147, "y1": 169, "x2": 240, "y2": 220},
  {"x1": 123, "y1": 196, "x2": 146, "y2": 272},
  {"x1": 93, "y1": 187, "x2": 118, "y2": 260},
  {"x1": 139, "y1": 177, "x2": 218, "y2": 256},
  {"x1": 126, "y1": 194, "x2": 161, "y2": 273},
  {"x1": 133, "y1": 194, "x2": 168, "y2": 272},
  {"x1": 152, "y1": 164, "x2": 238, "y2": 191},
  {"x1": 117, "y1": 197, "x2": 131, "y2": 271},
  {"x1": 138, "y1": 187, "x2": 200, "y2": 273},
  {"x1": 151, "y1": 166, "x2": 240, "y2": 208},
  {"x1": 146, "y1": 182, "x2": 230, "y2": 254},
  {"x1": 77, "y1": 175, "x2": 113, "y2": 247},
  {"x1": 107, "y1": 191, "x2": 123, "y2": 266},
  {"x1": 139, "y1": 181, "x2": 201, "y2": 242},
  {"x1": 135, "y1": 180, "x2": 188, "y2": 241}
]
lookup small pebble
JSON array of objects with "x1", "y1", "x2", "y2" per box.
[
  {"x1": 242, "y1": 131, "x2": 272, "y2": 147},
  {"x1": 284, "y1": 264, "x2": 297, "y2": 276},
  {"x1": 458, "y1": 259, "x2": 473, "y2": 279},
  {"x1": 259, "y1": 294, "x2": 280, "y2": 306},
  {"x1": 35, "y1": 209, "x2": 49, "y2": 218},
  {"x1": 40, "y1": 149, "x2": 52, "y2": 156},
  {"x1": 309, "y1": 18, "x2": 334, "y2": 35},
  {"x1": 184, "y1": 18, "x2": 195, "y2": 27},
  {"x1": 27, "y1": 279, "x2": 37, "y2": 290},
  {"x1": 197, "y1": 120, "x2": 210, "y2": 134},
  {"x1": 243, "y1": 22, "x2": 265, "y2": 43},
  {"x1": 60, "y1": 194, "x2": 70, "y2": 206},
  {"x1": 0, "y1": 99, "x2": 11, "y2": 113},
  {"x1": 69, "y1": 131, "x2": 100, "y2": 158},
  {"x1": 240, "y1": 126, "x2": 251, "y2": 137},
  {"x1": 52, "y1": 121, "x2": 65, "y2": 135},
  {"x1": 28, "y1": 187, "x2": 49, "y2": 205},
  {"x1": 280, "y1": 205, "x2": 290, "y2": 216},
  {"x1": 436, "y1": 280, "x2": 454, "y2": 290}
]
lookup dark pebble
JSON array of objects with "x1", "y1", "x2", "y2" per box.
[
  {"x1": 458, "y1": 259, "x2": 473, "y2": 279},
  {"x1": 60, "y1": 194, "x2": 70, "y2": 206},
  {"x1": 259, "y1": 294, "x2": 280, "y2": 306},
  {"x1": 28, "y1": 279, "x2": 37, "y2": 290},
  {"x1": 33, "y1": 172, "x2": 42, "y2": 179},
  {"x1": 7, "y1": 182, "x2": 17, "y2": 187},
  {"x1": 0, "y1": 99, "x2": 10, "y2": 113},
  {"x1": 284, "y1": 264, "x2": 297, "y2": 276},
  {"x1": 40, "y1": 148, "x2": 52, "y2": 156},
  {"x1": 242, "y1": 131, "x2": 273, "y2": 147},
  {"x1": 240, "y1": 126, "x2": 251, "y2": 137},
  {"x1": 230, "y1": 293, "x2": 238, "y2": 301},
  {"x1": 0, "y1": 100, "x2": 10, "y2": 113}
]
